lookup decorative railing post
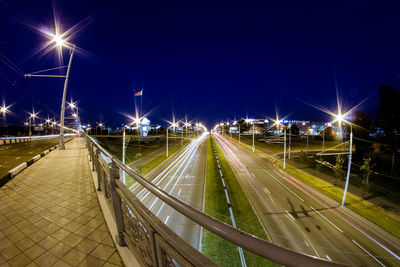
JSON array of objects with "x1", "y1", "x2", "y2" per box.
[
  {"x1": 110, "y1": 161, "x2": 127, "y2": 247},
  {"x1": 90, "y1": 142, "x2": 95, "y2": 171},
  {"x1": 94, "y1": 147, "x2": 101, "y2": 191}
]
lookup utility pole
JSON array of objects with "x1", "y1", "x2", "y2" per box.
[
  {"x1": 166, "y1": 126, "x2": 169, "y2": 157},
  {"x1": 252, "y1": 122, "x2": 255, "y2": 152},
  {"x1": 283, "y1": 126, "x2": 286, "y2": 169},
  {"x1": 341, "y1": 124, "x2": 353, "y2": 206},
  {"x1": 122, "y1": 126, "x2": 126, "y2": 184},
  {"x1": 288, "y1": 125, "x2": 291, "y2": 159}
]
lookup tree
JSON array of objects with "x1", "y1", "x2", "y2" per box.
[
  {"x1": 333, "y1": 154, "x2": 345, "y2": 186},
  {"x1": 351, "y1": 112, "x2": 373, "y2": 159},
  {"x1": 322, "y1": 126, "x2": 334, "y2": 140},
  {"x1": 376, "y1": 84, "x2": 400, "y2": 175},
  {"x1": 290, "y1": 124, "x2": 300, "y2": 136},
  {"x1": 360, "y1": 157, "x2": 374, "y2": 198}
]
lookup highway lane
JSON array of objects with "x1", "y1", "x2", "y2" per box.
[
  {"x1": 214, "y1": 133, "x2": 400, "y2": 266},
  {"x1": 130, "y1": 133, "x2": 207, "y2": 249},
  {"x1": 0, "y1": 137, "x2": 69, "y2": 178}
]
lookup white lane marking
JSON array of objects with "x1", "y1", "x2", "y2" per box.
[
  {"x1": 219, "y1": 170, "x2": 223, "y2": 177},
  {"x1": 285, "y1": 210, "x2": 295, "y2": 221},
  {"x1": 263, "y1": 187, "x2": 270, "y2": 194},
  {"x1": 178, "y1": 188, "x2": 182, "y2": 195},
  {"x1": 352, "y1": 239, "x2": 385, "y2": 267},
  {"x1": 12, "y1": 149, "x2": 17, "y2": 152},
  {"x1": 325, "y1": 255, "x2": 331, "y2": 261},
  {"x1": 251, "y1": 173, "x2": 256, "y2": 178},
  {"x1": 164, "y1": 216, "x2": 170, "y2": 224},
  {"x1": 15, "y1": 157, "x2": 20, "y2": 159},
  {"x1": 274, "y1": 176, "x2": 304, "y2": 202},
  {"x1": 28, "y1": 152, "x2": 32, "y2": 154},
  {"x1": 310, "y1": 206, "x2": 343, "y2": 233}
]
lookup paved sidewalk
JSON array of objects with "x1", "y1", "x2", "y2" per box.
[{"x1": 0, "y1": 138, "x2": 123, "y2": 267}]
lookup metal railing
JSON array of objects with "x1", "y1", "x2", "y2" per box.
[{"x1": 85, "y1": 133, "x2": 345, "y2": 267}]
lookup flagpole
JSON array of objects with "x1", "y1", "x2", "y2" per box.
[{"x1": 141, "y1": 88, "x2": 143, "y2": 118}]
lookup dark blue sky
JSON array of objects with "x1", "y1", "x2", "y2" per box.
[{"x1": 1, "y1": 1, "x2": 400, "y2": 128}]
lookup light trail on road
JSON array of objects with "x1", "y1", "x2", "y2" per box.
[{"x1": 214, "y1": 133, "x2": 400, "y2": 266}]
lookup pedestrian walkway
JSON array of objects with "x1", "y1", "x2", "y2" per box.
[{"x1": 0, "y1": 138, "x2": 123, "y2": 267}]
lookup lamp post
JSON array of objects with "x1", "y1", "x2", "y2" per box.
[
  {"x1": 24, "y1": 30, "x2": 76, "y2": 150},
  {"x1": 166, "y1": 122, "x2": 178, "y2": 157},
  {"x1": 122, "y1": 125, "x2": 127, "y2": 184},
  {"x1": 340, "y1": 120, "x2": 353, "y2": 206},
  {"x1": 0, "y1": 104, "x2": 9, "y2": 136},
  {"x1": 322, "y1": 124, "x2": 325, "y2": 152},
  {"x1": 28, "y1": 111, "x2": 38, "y2": 140},
  {"x1": 252, "y1": 122, "x2": 255, "y2": 152},
  {"x1": 288, "y1": 123, "x2": 291, "y2": 159},
  {"x1": 283, "y1": 124, "x2": 286, "y2": 169}
]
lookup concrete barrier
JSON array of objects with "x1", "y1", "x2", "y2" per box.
[
  {"x1": 9, "y1": 162, "x2": 28, "y2": 177},
  {"x1": 0, "y1": 140, "x2": 3, "y2": 145},
  {"x1": 32, "y1": 155, "x2": 41, "y2": 162}
]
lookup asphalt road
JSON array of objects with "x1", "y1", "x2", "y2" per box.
[
  {"x1": 214, "y1": 133, "x2": 400, "y2": 266},
  {"x1": 0, "y1": 137, "x2": 63, "y2": 178},
  {"x1": 130, "y1": 134, "x2": 207, "y2": 250}
]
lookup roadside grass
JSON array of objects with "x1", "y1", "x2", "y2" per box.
[
  {"x1": 229, "y1": 134, "x2": 400, "y2": 239},
  {"x1": 232, "y1": 134, "x2": 345, "y2": 154},
  {"x1": 202, "y1": 136, "x2": 276, "y2": 266}
]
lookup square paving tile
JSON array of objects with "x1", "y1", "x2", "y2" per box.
[
  {"x1": 14, "y1": 236, "x2": 35, "y2": 251},
  {"x1": 62, "y1": 248, "x2": 87, "y2": 266},
  {"x1": 75, "y1": 239, "x2": 99, "y2": 254},
  {"x1": 34, "y1": 251, "x2": 58, "y2": 266},
  {"x1": 38, "y1": 236, "x2": 59, "y2": 250},
  {"x1": 48, "y1": 242, "x2": 73, "y2": 258},
  {"x1": 90, "y1": 244, "x2": 115, "y2": 261},
  {"x1": 63, "y1": 233, "x2": 84, "y2": 247},
  {"x1": 78, "y1": 255, "x2": 105, "y2": 267},
  {"x1": 8, "y1": 252, "x2": 31, "y2": 267},
  {"x1": 0, "y1": 244, "x2": 21, "y2": 260},
  {"x1": 24, "y1": 244, "x2": 46, "y2": 261}
]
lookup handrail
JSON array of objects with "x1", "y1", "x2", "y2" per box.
[{"x1": 86, "y1": 133, "x2": 346, "y2": 267}]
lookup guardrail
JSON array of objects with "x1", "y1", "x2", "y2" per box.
[
  {"x1": 85, "y1": 133, "x2": 345, "y2": 267},
  {"x1": 0, "y1": 137, "x2": 31, "y2": 145}
]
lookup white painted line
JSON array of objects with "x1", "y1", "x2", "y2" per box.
[
  {"x1": 274, "y1": 177, "x2": 304, "y2": 202},
  {"x1": 178, "y1": 188, "x2": 182, "y2": 195},
  {"x1": 218, "y1": 164, "x2": 221, "y2": 168},
  {"x1": 352, "y1": 240, "x2": 385, "y2": 267},
  {"x1": 285, "y1": 210, "x2": 295, "y2": 221},
  {"x1": 15, "y1": 157, "x2": 20, "y2": 159},
  {"x1": 263, "y1": 187, "x2": 270, "y2": 194},
  {"x1": 251, "y1": 173, "x2": 256, "y2": 178},
  {"x1": 28, "y1": 152, "x2": 32, "y2": 154},
  {"x1": 310, "y1": 206, "x2": 343, "y2": 233},
  {"x1": 164, "y1": 216, "x2": 170, "y2": 224},
  {"x1": 325, "y1": 255, "x2": 331, "y2": 261}
]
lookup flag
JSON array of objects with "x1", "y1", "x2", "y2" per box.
[{"x1": 134, "y1": 90, "x2": 143, "y2": 97}]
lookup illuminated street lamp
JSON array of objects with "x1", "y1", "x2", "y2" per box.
[
  {"x1": 167, "y1": 122, "x2": 179, "y2": 157},
  {"x1": 28, "y1": 111, "x2": 38, "y2": 140},
  {"x1": 25, "y1": 30, "x2": 76, "y2": 150},
  {"x1": 333, "y1": 113, "x2": 353, "y2": 206}
]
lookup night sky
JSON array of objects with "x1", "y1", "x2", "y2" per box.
[{"x1": 1, "y1": 1, "x2": 400, "y2": 129}]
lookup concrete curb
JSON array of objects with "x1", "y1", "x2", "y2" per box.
[
  {"x1": 0, "y1": 138, "x2": 73, "y2": 187},
  {"x1": 0, "y1": 137, "x2": 31, "y2": 146}
]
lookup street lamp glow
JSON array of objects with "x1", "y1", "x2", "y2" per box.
[
  {"x1": 0, "y1": 106, "x2": 7, "y2": 114},
  {"x1": 53, "y1": 34, "x2": 65, "y2": 47}
]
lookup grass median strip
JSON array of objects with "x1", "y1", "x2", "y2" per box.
[{"x1": 202, "y1": 136, "x2": 276, "y2": 266}]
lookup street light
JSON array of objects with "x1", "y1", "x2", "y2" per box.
[
  {"x1": 333, "y1": 113, "x2": 353, "y2": 206},
  {"x1": 25, "y1": 29, "x2": 76, "y2": 150},
  {"x1": 166, "y1": 122, "x2": 178, "y2": 157},
  {"x1": 28, "y1": 111, "x2": 38, "y2": 140}
]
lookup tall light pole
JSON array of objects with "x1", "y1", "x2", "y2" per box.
[
  {"x1": 28, "y1": 111, "x2": 38, "y2": 140},
  {"x1": 25, "y1": 30, "x2": 76, "y2": 150},
  {"x1": 283, "y1": 124, "x2": 286, "y2": 169},
  {"x1": 166, "y1": 122, "x2": 178, "y2": 157},
  {"x1": 252, "y1": 122, "x2": 255, "y2": 152},
  {"x1": 122, "y1": 125, "x2": 127, "y2": 183},
  {"x1": 0, "y1": 103, "x2": 9, "y2": 136},
  {"x1": 322, "y1": 124, "x2": 325, "y2": 152},
  {"x1": 339, "y1": 118, "x2": 353, "y2": 206},
  {"x1": 288, "y1": 123, "x2": 291, "y2": 159}
]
